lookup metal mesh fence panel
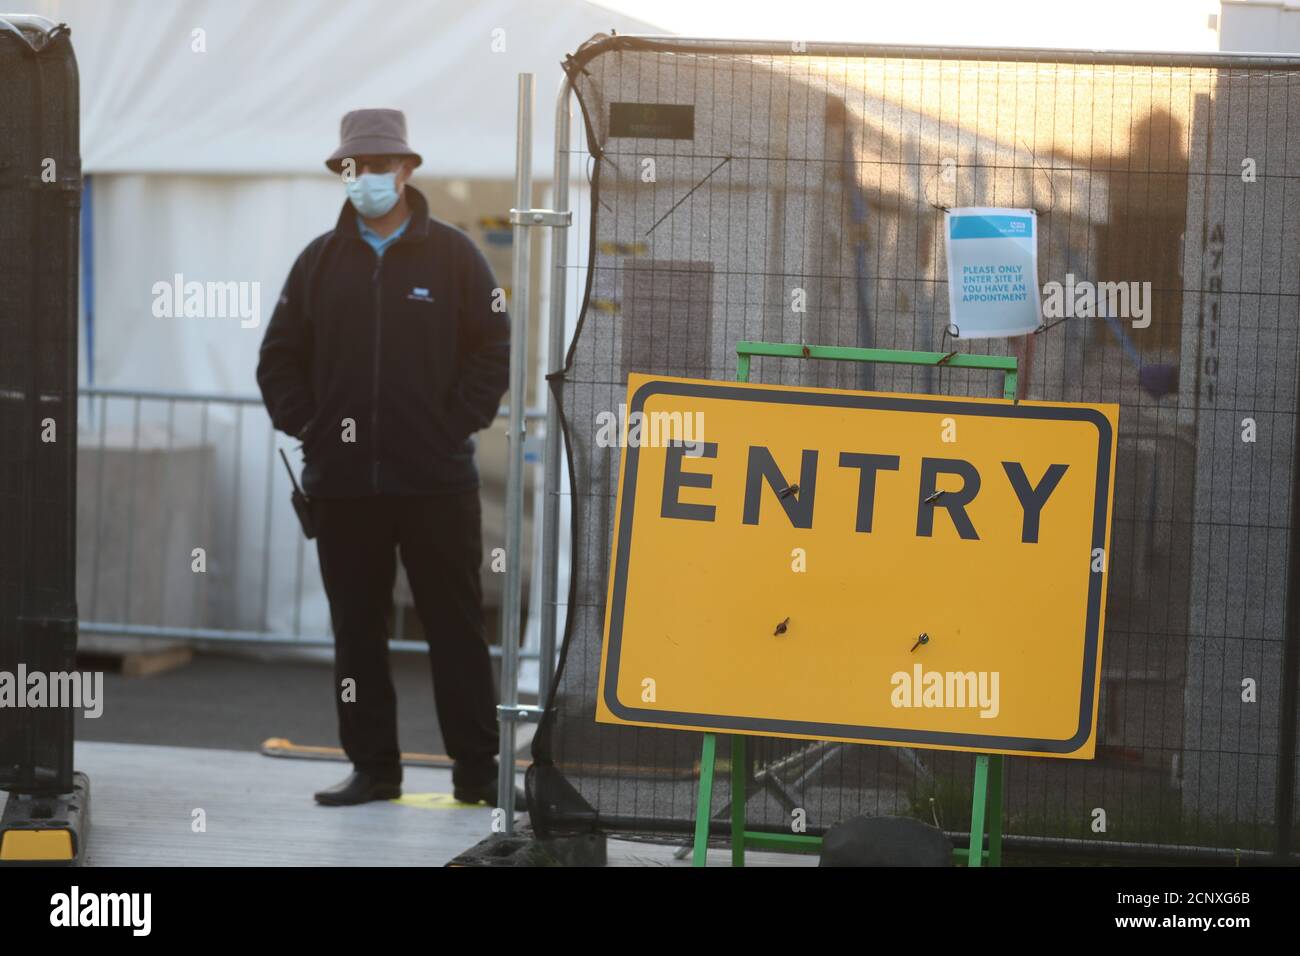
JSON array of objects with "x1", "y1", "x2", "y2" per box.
[
  {"x1": 0, "y1": 18, "x2": 80, "y2": 795},
  {"x1": 530, "y1": 35, "x2": 1300, "y2": 859}
]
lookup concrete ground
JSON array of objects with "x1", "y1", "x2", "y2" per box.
[
  {"x1": 58, "y1": 647, "x2": 812, "y2": 865},
  {"x1": 74, "y1": 646, "x2": 471, "y2": 756},
  {"x1": 68, "y1": 740, "x2": 807, "y2": 866}
]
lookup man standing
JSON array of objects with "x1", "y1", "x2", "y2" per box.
[{"x1": 257, "y1": 109, "x2": 511, "y2": 807}]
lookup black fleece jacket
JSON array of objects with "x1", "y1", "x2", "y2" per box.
[{"x1": 257, "y1": 186, "x2": 510, "y2": 497}]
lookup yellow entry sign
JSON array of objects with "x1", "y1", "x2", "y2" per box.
[{"x1": 596, "y1": 373, "x2": 1119, "y2": 759}]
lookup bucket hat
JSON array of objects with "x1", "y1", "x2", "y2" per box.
[{"x1": 325, "y1": 108, "x2": 423, "y2": 173}]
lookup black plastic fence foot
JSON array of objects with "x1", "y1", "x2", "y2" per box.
[
  {"x1": 0, "y1": 771, "x2": 90, "y2": 865},
  {"x1": 447, "y1": 828, "x2": 606, "y2": 867}
]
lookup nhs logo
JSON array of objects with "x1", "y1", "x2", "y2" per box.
[{"x1": 407, "y1": 287, "x2": 435, "y2": 303}]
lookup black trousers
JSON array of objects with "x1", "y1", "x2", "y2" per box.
[{"x1": 314, "y1": 491, "x2": 500, "y2": 787}]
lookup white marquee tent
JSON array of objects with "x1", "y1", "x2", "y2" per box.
[
  {"x1": 19, "y1": 0, "x2": 664, "y2": 672},
  {"x1": 27, "y1": 0, "x2": 659, "y2": 390}
]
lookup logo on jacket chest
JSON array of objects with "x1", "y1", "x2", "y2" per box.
[{"x1": 407, "y1": 287, "x2": 436, "y2": 304}]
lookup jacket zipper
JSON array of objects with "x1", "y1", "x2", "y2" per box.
[{"x1": 371, "y1": 252, "x2": 383, "y2": 493}]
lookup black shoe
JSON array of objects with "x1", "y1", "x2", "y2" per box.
[
  {"x1": 452, "y1": 779, "x2": 527, "y2": 808},
  {"x1": 314, "y1": 770, "x2": 402, "y2": 806}
]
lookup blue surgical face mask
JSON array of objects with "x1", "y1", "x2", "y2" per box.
[{"x1": 344, "y1": 171, "x2": 400, "y2": 218}]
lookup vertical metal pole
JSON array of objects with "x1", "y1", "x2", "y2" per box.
[
  {"x1": 498, "y1": 72, "x2": 533, "y2": 830},
  {"x1": 1275, "y1": 359, "x2": 1300, "y2": 857},
  {"x1": 987, "y1": 753, "x2": 1004, "y2": 867},
  {"x1": 730, "y1": 734, "x2": 747, "y2": 867},
  {"x1": 538, "y1": 74, "x2": 573, "y2": 707},
  {"x1": 693, "y1": 733, "x2": 718, "y2": 867},
  {"x1": 968, "y1": 754, "x2": 989, "y2": 868}
]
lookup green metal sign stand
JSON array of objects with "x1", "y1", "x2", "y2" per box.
[{"x1": 689, "y1": 340, "x2": 1018, "y2": 867}]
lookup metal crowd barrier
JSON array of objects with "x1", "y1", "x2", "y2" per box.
[{"x1": 76, "y1": 385, "x2": 544, "y2": 661}]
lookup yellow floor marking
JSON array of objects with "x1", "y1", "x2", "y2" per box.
[{"x1": 392, "y1": 793, "x2": 487, "y2": 810}]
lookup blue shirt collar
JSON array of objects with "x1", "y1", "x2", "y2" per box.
[{"x1": 358, "y1": 214, "x2": 411, "y2": 257}]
